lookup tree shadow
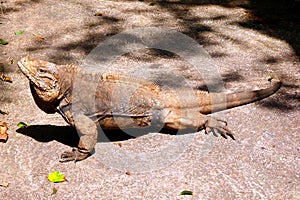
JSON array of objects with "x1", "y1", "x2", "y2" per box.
[
  {"x1": 19, "y1": 0, "x2": 299, "y2": 63},
  {"x1": 238, "y1": 0, "x2": 300, "y2": 57},
  {"x1": 157, "y1": 0, "x2": 300, "y2": 57},
  {"x1": 258, "y1": 82, "x2": 300, "y2": 110},
  {"x1": 0, "y1": 0, "x2": 41, "y2": 14}
]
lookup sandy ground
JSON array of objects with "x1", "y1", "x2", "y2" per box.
[{"x1": 0, "y1": 0, "x2": 299, "y2": 199}]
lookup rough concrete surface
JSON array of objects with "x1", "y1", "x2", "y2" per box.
[{"x1": 0, "y1": 0, "x2": 299, "y2": 199}]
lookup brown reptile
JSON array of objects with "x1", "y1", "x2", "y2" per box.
[{"x1": 17, "y1": 57, "x2": 281, "y2": 162}]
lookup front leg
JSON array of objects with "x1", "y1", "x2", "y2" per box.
[{"x1": 60, "y1": 114, "x2": 98, "y2": 162}]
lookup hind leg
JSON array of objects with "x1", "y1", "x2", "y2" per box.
[
  {"x1": 203, "y1": 116, "x2": 235, "y2": 139},
  {"x1": 161, "y1": 108, "x2": 234, "y2": 139}
]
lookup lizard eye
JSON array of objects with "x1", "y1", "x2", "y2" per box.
[{"x1": 38, "y1": 68, "x2": 47, "y2": 73}]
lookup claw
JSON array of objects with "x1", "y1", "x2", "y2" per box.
[
  {"x1": 204, "y1": 116, "x2": 235, "y2": 140},
  {"x1": 59, "y1": 148, "x2": 91, "y2": 163},
  {"x1": 60, "y1": 151, "x2": 76, "y2": 163}
]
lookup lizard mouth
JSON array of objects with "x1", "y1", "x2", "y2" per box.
[{"x1": 17, "y1": 60, "x2": 37, "y2": 82}]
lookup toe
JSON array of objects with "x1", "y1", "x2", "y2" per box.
[{"x1": 59, "y1": 151, "x2": 76, "y2": 162}]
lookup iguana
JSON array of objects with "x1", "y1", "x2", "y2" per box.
[{"x1": 17, "y1": 57, "x2": 282, "y2": 162}]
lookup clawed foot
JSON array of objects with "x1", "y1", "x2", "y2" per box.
[
  {"x1": 59, "y1": 147, "x2": 91, "y2": 163},
  {"x1": 204, "y1": 116, "x2": 235, "y2": 140}
]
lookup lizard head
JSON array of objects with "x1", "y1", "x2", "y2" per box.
[{"x1": 18, "y1": 57, "x2": 60, "y2": 105}]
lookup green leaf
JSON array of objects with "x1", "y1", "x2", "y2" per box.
[
  {"x1": 0, "y1": 21, "x2": 3, "y2": 25},
  {"x1": 51, "y1": 187, "x2": 58, "y2": 195},
  {"x1": 14, "y1": 30, "x2": 24, "y2": 35},
  {"x1": 180, "y1": 190, "x2": 193, "y2": 195},
  {"x1": 268, "y1": 74, "x2": 275, "y2": 82},
  {"x1": 149, "y1": 2, "x2": 156, "y2": 6},
  {"x1": 94, "y1": 12, "x2": 104, "y2": 16},
  {"x1": 0, "y1": 39, "x2": 8, "y2": 45},
  {"x1": 0, "y1": 73, "x2": 12, "y2": 83},
  {"x1": 17, "y1": 122, "x2": 28, "y2": 128},
  {"x1": 48, "y1": 171, "x2": 65, "y2": 183}
]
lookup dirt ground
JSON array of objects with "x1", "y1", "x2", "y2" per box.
[{"x1": 0, "y1": 0, "x2": 299, "y2": 199}]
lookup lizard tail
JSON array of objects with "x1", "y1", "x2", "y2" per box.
[{"x1": 198, "y1": 81, "x2": 282, "y2": 114}]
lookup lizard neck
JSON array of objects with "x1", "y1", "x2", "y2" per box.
[
  {"x1": 57, "y1": 64, "x2": 78, "y2": 101},
  {"x1": 30, "y1": 83, "x2": 59, "y2": 113},
  {"x1": 55, "y1": 65, "x2": 78, "y2": 123}
]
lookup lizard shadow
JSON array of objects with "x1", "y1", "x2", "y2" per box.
[
  {"x1": 17, "y1": 125, "x2": 80, "y2": 147},
  {"x1": 17, "y1": 125, "x2": 195, "y2": 147}
]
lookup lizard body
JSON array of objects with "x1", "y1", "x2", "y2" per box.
[{"x1": 17, "y1": 57, "x2": 281, "y2": 162}]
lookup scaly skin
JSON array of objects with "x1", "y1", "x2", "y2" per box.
[{"x1": 17, "y1": 57, "x2": 282, "y2": 162}]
